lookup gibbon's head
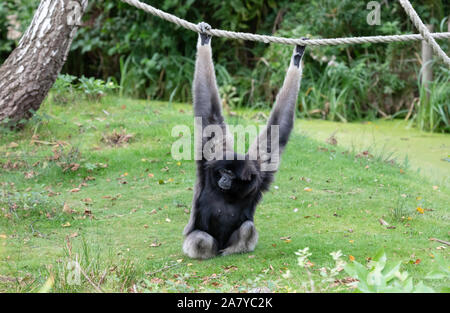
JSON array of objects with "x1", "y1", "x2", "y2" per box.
[{"x1": 205, "y1": 154, "x2": 262, "y2": 199}]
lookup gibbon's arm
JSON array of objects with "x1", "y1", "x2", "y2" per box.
[
  {"x1": 193, "y1": 22, "x2": 234, "y2": 163},
  {"x1": 248, "y1": 44, "x2": 306, "y2": 175},
  {"x1": 184, "y1": 23, "x2": 229, "y2": 237},
  {"x1": 193, "y1": 23, "x2": 224, "y2": 131}
]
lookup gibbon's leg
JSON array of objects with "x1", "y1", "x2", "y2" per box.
[
  {"x1": 248, "y1": 42, "x2": 307, "y2": 176},
  {"x1": 220, "y1": 221, "x2": 258, "y2": 256},
  {"x1": 183, "y1": 230, "x2": 219, "y2": 259}
]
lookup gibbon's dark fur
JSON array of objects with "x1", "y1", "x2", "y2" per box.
[{"x1": 183, "y1": 22, "x2": 306, "y2": 259}]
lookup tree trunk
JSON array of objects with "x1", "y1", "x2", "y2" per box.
[{"x1": 0, "y1": 0, "x2": 88, "y2": 125}]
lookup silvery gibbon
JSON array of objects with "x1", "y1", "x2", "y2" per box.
[{"x1": 183, "y1": 22, "x2": 307, "y2": 259}]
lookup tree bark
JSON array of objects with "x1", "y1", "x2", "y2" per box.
[{"x1": 0, "y1": 0, "x2": 88, "y2": 125}]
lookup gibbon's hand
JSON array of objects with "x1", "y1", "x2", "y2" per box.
[
  {"x1": 293, "y1": 38, "x2": 308, "y2": 67},
  {"x1": 198, "y1": 22, "x2": 212, "y2": 46}
]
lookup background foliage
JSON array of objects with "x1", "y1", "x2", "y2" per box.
[{"x1": 0, "y1": 0, "x2": 449, "y2": 131}]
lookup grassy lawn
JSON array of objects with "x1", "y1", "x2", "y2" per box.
[{"x1": 0, "y1": 96, "x2": 449, "y2": 292}]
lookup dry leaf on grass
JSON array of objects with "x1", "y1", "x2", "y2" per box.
[
  {"x1": 150, "y1": 240, "x2": 161, "y2": 247},
  {"x1": 101, "y1": 129, "x2": 133, "y2": 146}
]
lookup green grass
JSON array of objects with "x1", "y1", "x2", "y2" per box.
[{"x1": 0, "y1": 96, "x2": 449, "y2": 292}]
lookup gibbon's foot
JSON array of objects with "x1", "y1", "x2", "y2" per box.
[
  {"x1": 219, "y1": 221, "x2": 258, "y2": 256},
  {"x1": 293, "y1": 38, "x2": 308, "y2": 67},
  {"x1": 198, "y1": 22, "x2": 212, "y2": 46},
  {"x1": 183, "y1": 230, "x2": 218, "y2": 259}
]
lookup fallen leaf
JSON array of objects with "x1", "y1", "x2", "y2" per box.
[
  {"x1": 222, "y1": 265, "x2": 238, "y2": 273},
  {"x1": 70, "y1": 188, "x2": 81, "y2": 193},
  {"x1": 332, "y1": 277, "x2": 359, "y2": 288},
  {"x1": 62, "y1": 203, "x2": 73, "y2": 214},
  {"x1": 61, "y1": 222, "x2": 71, "y2": 227},
  {"x1": 0, "y1": 234, "x2": 7, "y2": 239},
  {"x1": 24, "y1": 171, "x2": 35, "y2": 179},
  {"x1": 70, "y1": 163, "x2": 80, "y2": 171},
  {"x1": 150, "y1": 241, "x2": 161, "y2": 247},
  {"x1": 84, "y1": 208, "x2": 92, "y2": 216},
  {"x1": 326, "y1": 134, "x2": 337, "y2": 146}
]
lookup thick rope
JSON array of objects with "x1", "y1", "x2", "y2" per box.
[
  {"x1": 120, "y1": 0, "x2": 450, "y2": 63},
  {"x1": 399, "y1": 0, "x2": 450, "y2": 66}
]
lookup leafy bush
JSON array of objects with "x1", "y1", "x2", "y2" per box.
[
  {"x1": 344, "y1": 249, "x2": 436, "y2": 292},
  {"x1": 51, "y1": 74, "x2": 78, "y2": 104},
  {"x1": 78, "y1": 76, "x2": 118, "y2": 101},
  {"x1": 0, "y1": 0, "x2": 38, "y2": 60},
  {"x1": 414, "y1": 65, "x2": 450, "y2": 132},
  {"x1": 51, "y1": 74, "x2": 118, "y2": 102},
  {"x1": 293, "y1": 247, "x2": 350, "y2": 292},
  {"x1": 293, "y1": 247, "x2": 449, "y2": 293}
]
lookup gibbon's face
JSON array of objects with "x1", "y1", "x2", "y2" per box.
[{"x1": 208, "y1": 156, "x2": 261, "y2": 198}]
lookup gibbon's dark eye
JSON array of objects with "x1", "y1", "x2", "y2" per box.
[
  {"x1": 218, "y1": 168, "x2": 235, "y2": 178},
  {"x1": 218, "y1": 169, "x2": 235, "y2": 190}
]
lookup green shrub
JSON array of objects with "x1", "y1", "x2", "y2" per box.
[
  {"x1": 415, "y1": 66, "x2": 450, "y2": 132},
  {"x1": 2, "y1": 0, "x2": 449, "y2": 132},
  {"x1": 343, "y1": 248, "x2": 448, "y2": 293}
]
